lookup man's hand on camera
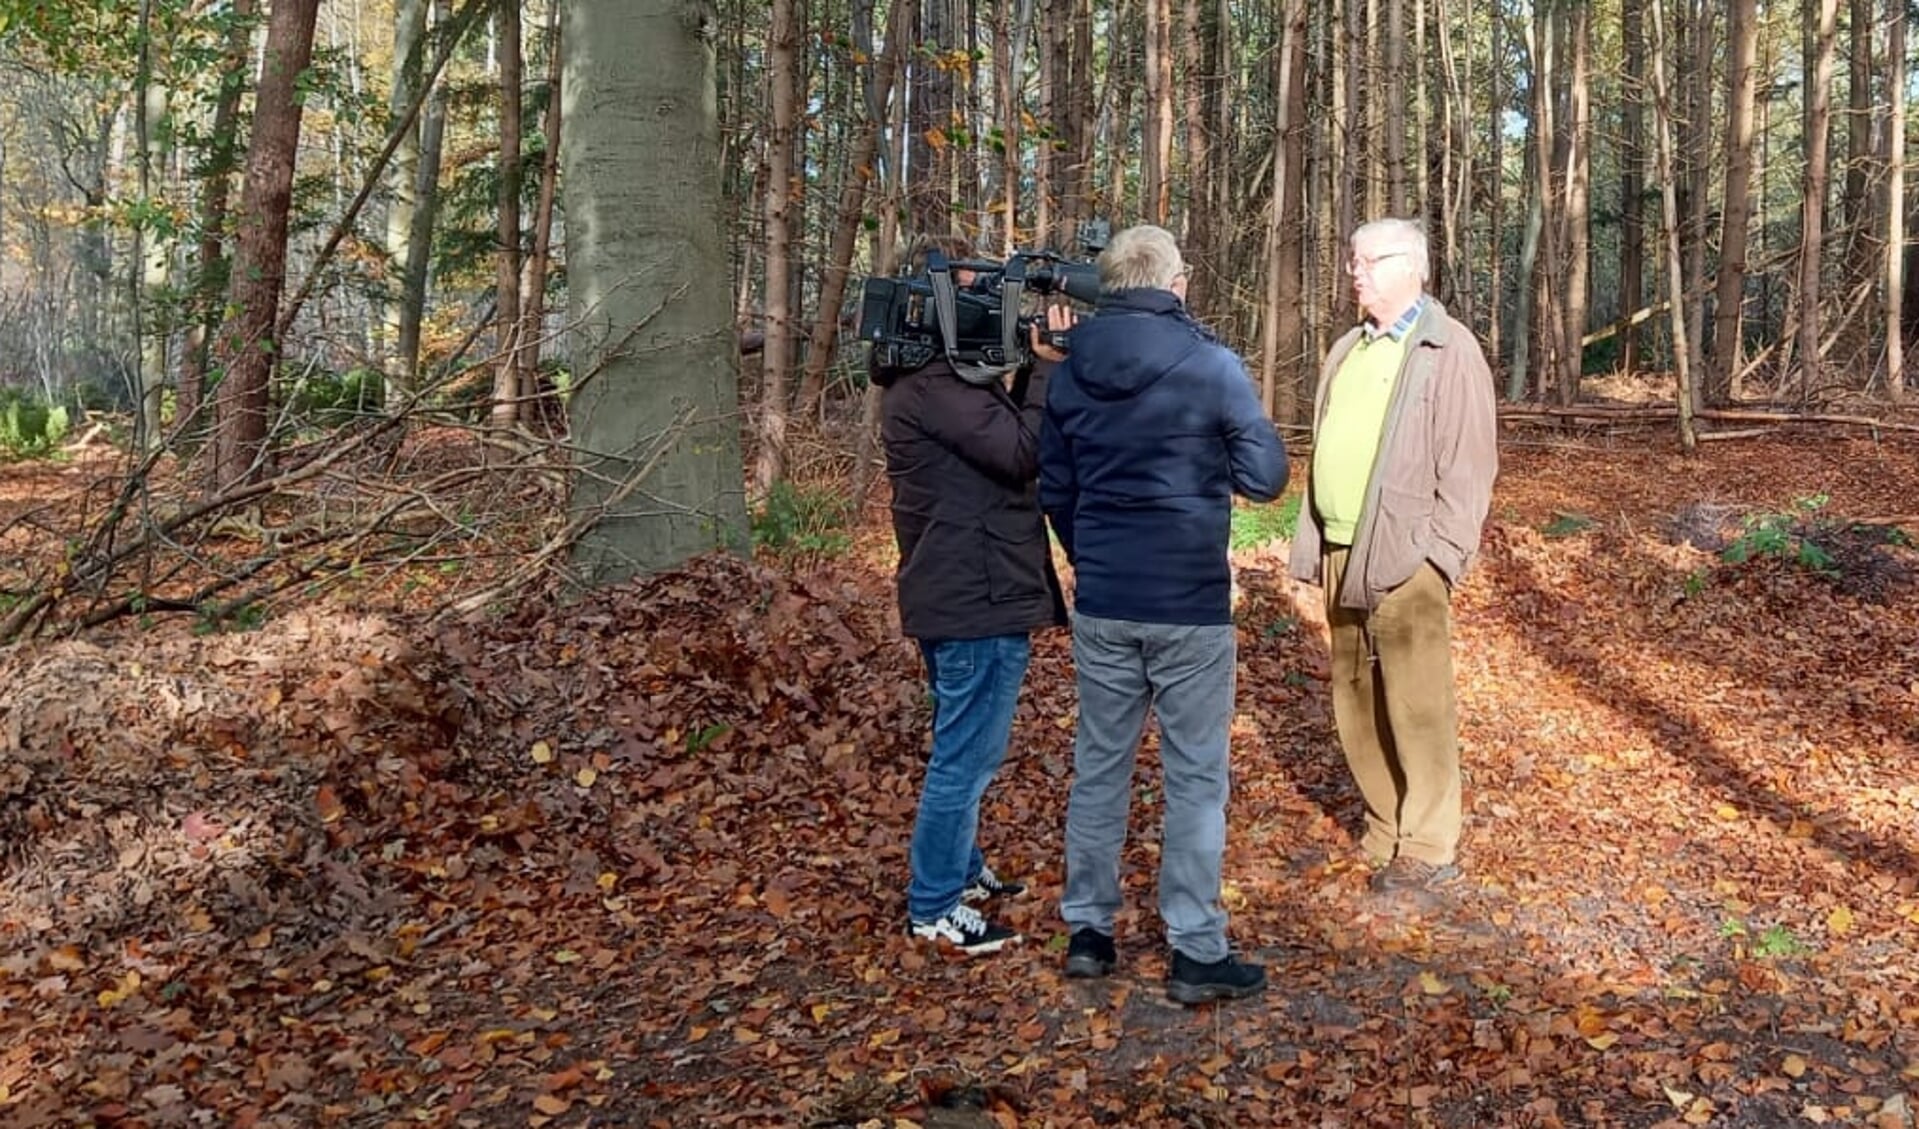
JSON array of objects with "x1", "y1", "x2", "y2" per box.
[{"x1": 1028, "y1": 304, "x2": 1076, "y2": 364}]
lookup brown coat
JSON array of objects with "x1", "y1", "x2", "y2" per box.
[{"x1": 1288, "y1": 299, "x2": 1498, "y2": 609}]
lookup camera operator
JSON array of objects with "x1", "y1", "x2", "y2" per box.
[{"x1": 878, "y1": 234, "x2": 1073, "y2": 955}]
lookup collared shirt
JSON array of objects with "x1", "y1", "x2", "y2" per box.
[{"x1": 1363, "y1": 295, "x2": 1429, "y2": 342}]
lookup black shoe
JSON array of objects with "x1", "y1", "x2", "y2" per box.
[
  {"x1": 1166, "y1": 950, "x2": 1266, "y2": 1005},
  {"x1": 1064, "y1": 928, "x2": 1117, "y2": 978},
  {"x1": 961, "y1": 864, "x2": 1027, "y2": 904},
  {"x1": 908, "y1": 904, "x2": 1019, "y2": 954}
]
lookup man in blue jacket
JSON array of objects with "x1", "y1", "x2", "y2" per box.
[{"x1": 1039, "y1": 224, "x2": 1288, "y2": 1003}]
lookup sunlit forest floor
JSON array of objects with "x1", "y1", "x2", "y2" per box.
[{"x1": 2, "y1": 419, "x2": 1918, "y2": 1127}]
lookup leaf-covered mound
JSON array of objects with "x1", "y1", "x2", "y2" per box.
[{"x1": 1, "y1": 432, "x2": 1917, "y2": 1127}]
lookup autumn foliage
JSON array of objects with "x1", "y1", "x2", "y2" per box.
[{"x1": 2, "y1": 432, "x2": 1918, "y2": 1127}]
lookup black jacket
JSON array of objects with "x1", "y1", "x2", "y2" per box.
[{"x1": 879, "y1": 358, "x2": 1068, "y2": 641}]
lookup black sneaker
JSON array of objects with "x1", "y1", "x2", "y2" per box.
[
  {"x1": 1166, "y1": 951, "x2": 1266, "y2": 1005},
  {"x1": 961, "y1": 864, "x2": 1027, "y2": 904},
  {"x1": 909, "y1": 903, "x2": 1019, "y2": 954},
  {"x1": 1064, "y1": 928, "x2": 1117, "y2": 978}
]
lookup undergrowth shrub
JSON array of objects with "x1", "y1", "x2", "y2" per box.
[
  {"x1": 753, "y1": 480, "x2": 853, "y2": 561},
  {"x1": 0, "y1": 388, "x2": 71, "y2": 458}
]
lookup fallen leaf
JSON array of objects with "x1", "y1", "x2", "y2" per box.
[
  {"x1": 531, "y1": 740, "x2": 554, "y2": 765},
  {"x1": 1826, "y1": 906, "x2": 1854, "y2": 936}
]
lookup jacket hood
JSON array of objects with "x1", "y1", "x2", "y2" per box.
[{"x1": 1067, "y1": 289, "x2": 1206, "y2": 401}]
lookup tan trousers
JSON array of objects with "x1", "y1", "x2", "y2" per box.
[{"x1": 1323, "y1": 548, "x2": 1463, "y2": 866}]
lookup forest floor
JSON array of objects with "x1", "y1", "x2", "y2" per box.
[{"x1": 2, "y1": 420, "x2": 1918, "y2": 1128}]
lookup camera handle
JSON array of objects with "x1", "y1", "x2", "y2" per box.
[{"x1": 927, "y1": 250, "x2": 1018, "y2": 388}]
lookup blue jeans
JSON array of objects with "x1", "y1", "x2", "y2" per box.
[
  {"x1": 1062, "y1": 614, "x2": 1236, "y2": 962},
  {"x1": 908, "y1": 634, "x2": 1032, "y2": 922}
]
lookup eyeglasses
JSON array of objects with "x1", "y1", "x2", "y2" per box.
[{"x1": 1348, "y1": 250, "x2": 1407, "y2": 276}]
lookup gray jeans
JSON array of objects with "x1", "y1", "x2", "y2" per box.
[{"x1": 1061, "y1": 613, "x2": 1236, "y2": 962}]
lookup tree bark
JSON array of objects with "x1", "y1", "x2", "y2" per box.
[
  {"x1": 1798, "y1": 0, "x2": 1841, "y2": 398},
  {"x1": 381, "y1": 0, "x2": 428, "y2": 396},
  {"x1": 1142, "y1": 0, "x2": 1173, "y2": 224},
  {"x1": 489, "y1": 0, "x2": 525, "y2": 427},
  {"x1": 1260, "y1": 0, "x2": 1307, "y2": 423},
  {"x1": 1620, "y1": 0, "x2": 1645, "y2": 376},
  {"x1": 1384, "y1": 0, "x2": 1408, "y2": 216},
  {"x1": 179, "y1": 0, "x2": 255, "y2": 439},
  {"x1": 1556, "y1": 0, "x2": 1590, "y2": 406},
  {"x1": 397, "y1": 0, "x2": 453, "y2": 392},
  {"x1": 1886, "y1": 0, "x2": 1906, "y2": 401},
  {"x1": 1648, "y1": 0, "x2": 1697, "y2": 451},
  {"x1": 517, "y1": 3, "x2": 563, "y2": 417},
  {"x1": 753, "y1": 0, "x2": 800, "y2": 494},
  {"x1": 1179, "y1": 0, "x2": 1210, "y2": 313},
  {"x1": 212, "y1": 0, "x2": 322, "y2": 491},
  {"x1": 1706, "y1": 0, "x2": 1760, "y2": 405},
  {"x1": 562, "y1": 0, "x2": 748, "y2": 584}
]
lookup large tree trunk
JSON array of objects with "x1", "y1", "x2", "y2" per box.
[
  {"x1": 212, "y1": 0, "x2": 321, "y2": 491},
  {"x1": 490, "y1": 0, "x2": 525, "y2": 427},
  {"x1": 381, "y1": 0, "x2": 428, "y2": 396},
  {"x1": 1706, "y1": 0, "x2": 1760, "y2": 405},
  {"x1": 753, "y1": 0, "x2": 799, "y2": 494},
  {"x1": 563, "y1": 0, "x2": 748, "y2": 585},
  {"x1": 1798, "y1": 0, "x2": 1842, "y2": 398}
]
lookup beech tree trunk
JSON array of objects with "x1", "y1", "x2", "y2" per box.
[
  {"x1": 563, "y1": 0, "x2": 748, "y2": 583},
  {"x1": 212, "y1": 0, "x2": 322, "y2": 491}
]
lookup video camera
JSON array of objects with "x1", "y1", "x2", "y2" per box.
[{"x1": 857, "y1": 219, "x2": 1111, "y2": 384}]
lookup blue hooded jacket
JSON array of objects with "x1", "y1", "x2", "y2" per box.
[{"x1": 1040, "y1": 289, "x2": 1289, "y2": 625}]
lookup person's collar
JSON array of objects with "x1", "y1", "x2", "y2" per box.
[
  {"x1": 1363, "y1": 295, "x2": 1427, "y2": 342},
  {"x1": 1097, "y1": 287, "x2": 1184, "y2": 315}
]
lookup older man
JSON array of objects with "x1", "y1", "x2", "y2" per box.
[
  {"x1": 1041, "y1": 224, "x2": 1287, "y2": 1003},
  {"x1": 1289, "y1": 218, "x2": 1498, "y2": 894}
]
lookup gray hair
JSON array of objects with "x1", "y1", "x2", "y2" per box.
[
  {"x1": 1351, "y1": 218, "x2": 1431, "y2": 284},
  {"x1": 1098, "y1": 224, "x2": 1184, "y2": 292}
]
